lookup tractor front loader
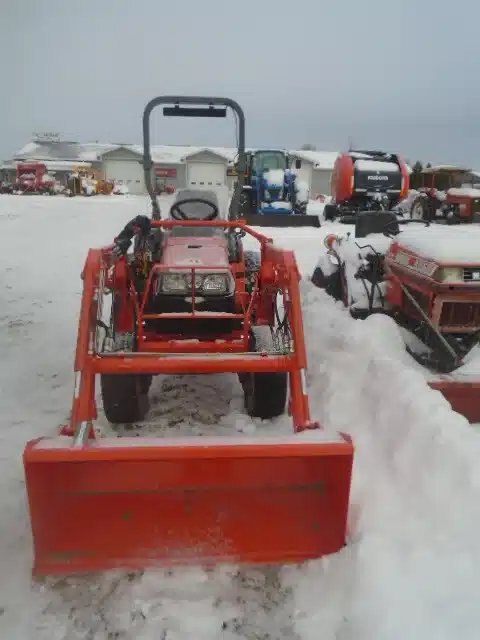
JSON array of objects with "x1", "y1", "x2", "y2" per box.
[{"x1": 24, "y1": 96, "x2": 353, "y2": 576}]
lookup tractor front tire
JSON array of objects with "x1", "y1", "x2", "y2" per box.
[
  {"x1": 323, "y1": 203, "x2": 339, "y2": 221},
  {"x1": 101, "y1": 374, "x2": 150, "y2": 424},
  {"x1": 311, "y1": 265, "x2": 343, "y2": 301},
  {"x1": 243, "y1": 326, "x2": 287, "y2": 419}
]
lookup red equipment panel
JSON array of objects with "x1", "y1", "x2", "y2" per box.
[
  {"x1": 429, "y1": 378, "x2": 480, "y2": 423},
  {"x1": 331, "y1": 153, "x2": 354, "y2": 202}
]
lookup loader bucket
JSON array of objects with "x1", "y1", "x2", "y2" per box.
[
  {"x1": 24, "y1": 433, "x2": 353, "y2": 575},
  {"x1": 429, "y1": 377, "x2": 480, "y2": 423},
  {"x1": 245, "y1": 213, "x2": 321, "y2": 228}
]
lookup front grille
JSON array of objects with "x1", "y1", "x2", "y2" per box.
[
  {"x1": 143, "y1": 294, "x2": 240, "y2": 337},
  {"x1": 440, "y1": 301, "x2": 480, "y2": 328},
  {"x1": 463, "y1": 268, "x2": 480, "y2": 282}
]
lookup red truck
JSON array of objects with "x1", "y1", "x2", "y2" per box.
[{"x1": 15, "y1": 162, "x2": 55, "y2": 194}]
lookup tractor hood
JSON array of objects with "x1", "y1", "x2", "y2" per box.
[{"x1": 162, "y1": 235, "x2": 229, "y2": 269}]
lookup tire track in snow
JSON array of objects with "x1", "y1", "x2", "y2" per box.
[
  {"x1": 33, "y1": 372, "x2": 300, "y2": 640},
  {"x1": 36, "y1": 565, "x2": 300, "y2": 640}
]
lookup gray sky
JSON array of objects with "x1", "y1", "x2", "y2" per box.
[{"x1": 1, "y1": 0, "x2": 480, "y2": 167}]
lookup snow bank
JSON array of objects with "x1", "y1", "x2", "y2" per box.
[
  {"x1": 283, "y1": 284, "x2": 480, "y2": 640},
  {"x1": 398, "y1": 225, "x2": 480, "y2": 263},
  {"x1": 307, "y1": 198, "x2": 327, "y2": 217}
]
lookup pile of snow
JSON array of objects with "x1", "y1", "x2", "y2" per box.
[
  {"x1": 448, "y1": 187, "x2": 480, "y2": 198},
  {"x1": 394, "y1": 188, "x2": 419, "y2": 215},
  {"x1": 307, "y1": 198, "x2": 327, "y2": 217},
  {"x1": 264, "y1": 168, "x2": 285, "y2": 187},
  {"x1": 283, "y1": 291, "x2": 480, "y2": 639},
  {"x1": 354, "y1": 159, "x2": 400, "y2": 173},
  {"x1": 398, "y1": 225, "x2": 480, "y2": 262},
  {"x1": 112, "y1": 182, "x2": 129, "y2": 195},
  {"x1": 295, "y1": 179, "x2": 309, "y2": 203},
  {"x1": 268, "y1": 200, "x2": 292, "y2": 210}
]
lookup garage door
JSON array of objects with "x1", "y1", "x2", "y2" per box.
[
  {"x1": 187, "y1": 162, "x2": 225, "y2": 188},
  {"x1": 104, "y1": 159, "x2": 144, "y2": 195}
]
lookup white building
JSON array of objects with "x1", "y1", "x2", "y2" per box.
[
  {"x1": 1, "y1": 139, "x2": 338, "y2": 196},
  {"x1": 288, "y1": 150, "x2": 339, "y2": 197}
]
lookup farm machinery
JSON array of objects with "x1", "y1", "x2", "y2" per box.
[
  {"x1": 323, "y1": 150, "x2": 410, "y2": 221},
  {"x1": 239, "y1": 149, "x2": 320, "y2": 227},
  {"x1": 14, "y1": 162, "x2": 56, "y2": 194},
  {"x1": 408, "y1": 166, "x2": 480, "y2": 223},
  {"x1": 24, "y1": 95, "x2": 353, "y2": 576},
  {"x1": 312, "y1": 211, "x2": 480, "y2": 422}
]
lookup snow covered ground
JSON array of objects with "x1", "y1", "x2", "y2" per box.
[{"x1": 1, "y1": 194, "x2": 480, "y2": 639}]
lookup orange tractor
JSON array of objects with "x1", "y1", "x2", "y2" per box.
[
  {"x1": 24, "y1": 96, "x2": 353, "y2": 576},
  {"x1": 409, "y1": 166, "x2": 480, "y2": 223},
  {"x1": 312, "y1": 211, "x2": 480, "y2": 422}
]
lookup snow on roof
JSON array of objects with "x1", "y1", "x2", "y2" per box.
[
  {"x1": 398, "y1": 225, "x2": 480, "y2": 263},
  {"x1": 16, "y1": 141, "x2": 42, "y2": 156},
  {"x1": 448, "y1": 187, "x2": 480, "y2": 198},
  {"x1": 14, "y1": 140, "x2": 114, "y2": 163},
  {"x1": 13, "y1": 140, "x2": 340, "y2": 169},
  {"x1": 77, "y1": 143, "x2": 118, "y2": 161},
  {"x1": 422, "y1": 164, "x2": 470, "y2": 173},
  {"x1": 289, "y1": 150, "x2": 339, "y2": 170},
  {"x1": 354, "y1": 159, "x2": 400, "y2": 173},
  {"x1": 98, "y1": 144, "x2": 237, "y2": 164},
  {"x1": 181, "y1": 147, "x2": 236, "y2": 162}
]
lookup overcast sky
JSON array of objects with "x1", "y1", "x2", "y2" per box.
[{"x1": 1, "y1": 0, "x2": 480, "y2": 167}]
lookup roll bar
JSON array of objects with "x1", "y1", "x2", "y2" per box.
[{"x1": 142, "y1": 96, "x2": 246, "y2": 220}]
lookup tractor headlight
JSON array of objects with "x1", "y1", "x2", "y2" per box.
[
  {"x1": 203, "y1": 274, "x2": 229, "y2": 293},
  {"x1": 435, "y1": 267, "x2": 464, "y2": 283},
  {"x1": 158, "y1": 271, "x2": 233, "y2": 295},
  {"x1": 161, "y1": 273, "x2": 188, "y2": 293}
]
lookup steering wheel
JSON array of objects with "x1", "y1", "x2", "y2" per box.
[{"x1": 170, "y1": 198, "x2": 219, "y2": 221}]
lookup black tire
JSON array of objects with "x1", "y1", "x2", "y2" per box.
[
  {"x1": 239, "y1": 190, "x2": 253, "y2": 217},
  {"x1": 140, "y1": 375, "x2": 153, "y2": 394},
  {"x1": 323, "y1": 203, "x2": 339, "y2": 221},
  {"x1": 311, "y1": 266, "x2": 343, "y2": 301},
  {"x1": 100, "y1": 374, "x2": 149, "y2": 423},
  {"x1": 242, "y1": 326, "x2": 288, "y2": 419}
]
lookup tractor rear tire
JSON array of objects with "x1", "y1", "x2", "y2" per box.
[
  {"x1": 323, "y1": 203, "x2": 339, "y2": 221},
  {"x1": 101, "y1": 374, "x2": 150, "y2": 424},
  {"x1": 243, "y1": 326, "x2": 288, "y2": 419}
]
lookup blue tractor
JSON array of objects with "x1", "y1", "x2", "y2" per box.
[{"x1": 239, "y1": 149, "x2": 320, "y2": 227}]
